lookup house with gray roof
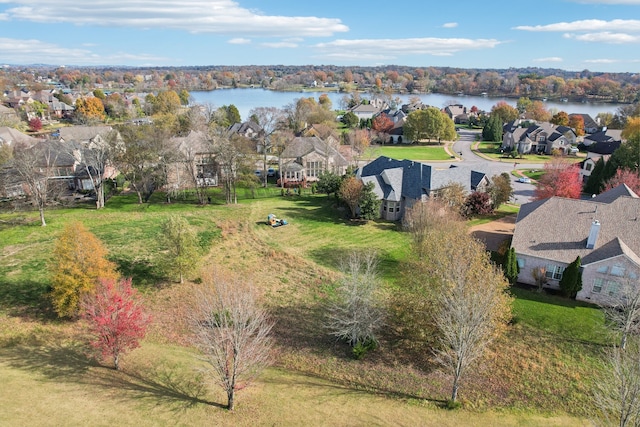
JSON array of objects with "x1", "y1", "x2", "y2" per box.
[
  {"x1": 357, "y1": 156, "x2": 489, "y2": 221},
  {"x1": 0, "y1": 127, "x2": 40, "y2": 148},
  {"x1": 57, "y1": 125, "x2": 119, "y2": 147},
  {"x1": 511, "y1": 184, "x2": 640, "y2": 304},
  {"x1": 503, "y1": 122, "x2": 575, "y2": 155},
  {"x1": 280, "y1": 136, "x2": 348, "y2": 186}
]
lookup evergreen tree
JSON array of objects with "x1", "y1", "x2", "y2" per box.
[
  {"x1": 559, "y1": 256, "x2": 582, "y2": 298},
  {"x1": 504, "y1": 248, "x2": 519, "y2": 284},
  {"x1": 359, "y1": 181, "x2": 382, "y2": 220},
  {"x1": 584, "y1": 157, "x2": 606, "y2": 195},
  {"x1": 482, "y1": 115, "x2": 502, "y2": 142}
]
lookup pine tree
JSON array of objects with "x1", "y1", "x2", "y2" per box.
[{"x1": 559, "y1": 256, "x2": 582, "y2": 298}]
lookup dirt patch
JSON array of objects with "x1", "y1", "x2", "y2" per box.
[{"x1": 469, "y1": 214, "x2": 516, "y2": 252}]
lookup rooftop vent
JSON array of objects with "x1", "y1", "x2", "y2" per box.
[{"x1": 586, "y1": 220, "x2": 600, "y2": 249}]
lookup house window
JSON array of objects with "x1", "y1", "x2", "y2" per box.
[
  {"x1": 630, "y1": 271, "x2": 638, "y2": 280},
  {"x1": 517, "y1": 258, "x2": 525, "y2": 268},
  {"x1": 596, "y1": 265, "x2": 608, "y2": 274},
  {"x1": 610, "y1": 265, "x2": 626, "y2": 277},
  {"x1": 545, "y1": 265, "x2": 565, "y2": 280},
  {"x1": 306, "y1": 161, "x2": 323, "y2": 178},
  {"x1": 592, "y1": 278, "x2": 603, "y2": 293},
  {"x1": 585, "y1": 163, "x2": 593, "y2": 172},
  {"x1": 606, "y1": 280, "x2": 620, "y2": 296},
  {"x1": 387, "y1": 201, "x2": 396, "y2": 213}
]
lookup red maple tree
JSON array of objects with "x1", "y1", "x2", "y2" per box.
[
  {"x1": 372, "y1": 113, "x2": 394, "y2": 134},
  {"x1": 81, "y1": 277, "x2": 150, "y2": 370},
  {"x1": 603, "y1": 168, "x2": 640, "y2": 195},
  {"x1": 534, "y1": 158, "x2": 582, "y2": 200},
  {"x1": 28, "y1": 117, "x2": 42, "y2": 132}
]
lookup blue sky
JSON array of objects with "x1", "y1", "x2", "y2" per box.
[{"x1": 1, "y1": 0, "x2": 639, "y2": 72}]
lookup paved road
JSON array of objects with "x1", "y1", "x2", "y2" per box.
[{"x1": 446, "y1": 129, "x2": 539, "y2": 205}]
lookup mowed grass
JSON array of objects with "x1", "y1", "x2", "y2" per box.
[
  {"x1": 475, "y1": 142, "x2": 584, "y2": 164},
  {"x1": 366, "y1": 144, "x2": 453, "y2": 161},
  {"x1": 0, "y1": 192, "x2": 608, "y2": 425}
]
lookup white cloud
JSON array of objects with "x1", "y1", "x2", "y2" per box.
[
  {"x1": 442, "y1": 22, "x2": 458, "y2": 28},
  {"x1": 566, "y1": 32, "x2": 640, "y2": 43},
  {"x1": 584, "y1": 58, "x2": 620, "y2": 63},
  {"x1": 533, "y1": 57, "x2": 563, "y2": 63},
  {"x1": 228, "y1": 38, "x2": 251, "y2": 45},
  {"x1": 514, "y1": 19, "x2": 640, "y2": 33},
  {"x1": 0, "y1": 37, "x2": 166, "y2": 65},
  {"x1": 0, "y1": 13, "x2": 8, "y2": 20},
  {"x1": 1, "y1": 0, "x2": 349, "y2": 37},
  {"x1": 314, "y1": 37, "x2": 502, "y2": 59},
  {"x1": 260, "y1": 42, "x2": 298, "y2": 48}
]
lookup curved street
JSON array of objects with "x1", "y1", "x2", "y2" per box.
[{"x1": 448, "y1": 129, "x2": 540, "y2": 205}]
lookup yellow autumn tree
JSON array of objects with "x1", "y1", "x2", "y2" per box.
[
  {"x1": 75, "y1": 97, "x2": 106, "y2": 121},
  {"x1": 50, "y1": 222, "x2": 118, "y2": 318}
]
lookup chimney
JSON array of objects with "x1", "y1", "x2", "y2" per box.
[{"x1": 586, "y1": 220, "x2": 600, "y2": 249}]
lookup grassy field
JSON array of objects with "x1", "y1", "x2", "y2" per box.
[
  {"x1": 0, "y1": 193, "x2": 609, "y2": 425},
  {"x1": 475, "y1": 142, "x2": 584, "y2": 164},
  {"x1": 365, "y1": 144, "x2": 453, "y2": 161}
]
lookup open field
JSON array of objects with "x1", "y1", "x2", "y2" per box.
[
  {"x1": 475, "y1": 142, "x2": 585, "y2": 164},
  {"x1": 366, "y1": 144, "x2": 453, "y2": 161},
  {"x1": 0, "y1": 193, "x2": 611, "y2": 425}
]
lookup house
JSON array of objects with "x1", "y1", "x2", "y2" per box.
[
  {"x1": 502, "y1": 122, "x2": 575, "y2": 155},
  {"x1": 0, "y1": 104, "x2": 18, "y2": 122},
  {"x1": 279, "y1": 136, "x2": 348, "y2": 186},
  {"x1": 443, "y1": 104, "x2": 469, "y2": 124},
  {"x1": 511, "y1": 184, "x2": 640, "y2": 305},
  {"x1": 0, "y1": 127, "x2": 40, "y2": 148},
  {"x1": 569, "y1": 113, "x2": 600, "y2": 134},
  {"x1": 57, "y1": 125, "x2": 118, "y2": 146},
  {"x1": 166, "y1": 130, "x2": 218, "y2": 191},
  {"x1": 582, "y1": 128, "x2": 623, "y2": 147},
  {"x1": 227, "y1": 121, "x2": 263, "y2": 152},
  {"x1": 348, "y1": 103, "x2": 382, "y2": 121},
  {"x1": 357, "y1": 156, "x2": 489, "y2": 221}
]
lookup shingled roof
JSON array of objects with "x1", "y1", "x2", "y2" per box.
[{"x1": 512, "y1": 185, "x2": 640, "y2": 266}]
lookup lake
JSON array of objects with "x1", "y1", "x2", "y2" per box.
[{"x1": 190, "y1": 88, "x2": 621, "y2": 122}]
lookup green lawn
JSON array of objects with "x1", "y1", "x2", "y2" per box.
[
  {"x1": 475, "y1": 142, "x2": 584, "y2": 164},
  {"x1": 0, "y1": 193, "x2": 609, "y2": 425},
  {"x1": 366, "y1": 144, "x2": 453, "y2": 161}
]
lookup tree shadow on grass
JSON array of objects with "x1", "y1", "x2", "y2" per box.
[
  {"x1": 261, "y1": 370, "x2": 447, "y2": 407},
  {"x1": 0, "y1": 279, "x2": 51, "y2": 316},
  {"x1": 0, "y1": 341, "x2": 223, "y2": 411},
  {"x1": 110, "y1": 255, "x2": 164, "y2": 289}
]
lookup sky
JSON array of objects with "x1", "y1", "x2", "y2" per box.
[{"x1": 1, "y1": 0, "x2": 640, "y2": 73}]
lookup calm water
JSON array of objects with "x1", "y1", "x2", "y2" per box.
[{"x1": 190, "y1": 88, "x2": 621, "y2": 122}]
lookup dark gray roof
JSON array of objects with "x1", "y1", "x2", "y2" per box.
[
  {"x1": 586, "y1": 140, "x2": 621, "y2": 155},
  {"x1": 359, "y1": 156, "x2": 432, "y2": 201},
  {"x1": 593, "y1": 183, "x2": 639, "y2": 203},
  {"x1": 512, "y1": 187, "x2": 640, "y2": 266}
]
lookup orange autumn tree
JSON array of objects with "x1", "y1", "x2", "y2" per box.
[
  {"x1": 75, "y1": 96, "x2": 106, "y2": 122},
  {"x1": 50, "y1": 222, "x2": 118, "y2": 318}
]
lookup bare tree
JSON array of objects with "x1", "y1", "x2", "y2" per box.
[
  {"x1": 189, "y1": 275, "x2": 273, "y2": 411},
  {"x1": 591, "y1": 341, "x2": 640, "y2": 427},
  {"x1": 248, "y1": 107, "x2": 285, "y2": 188},
  {"x1": 326, "y1": 250, "x2": 384, "y2": 356},
  {"x1": 11, "y1": 142, "x2": 65, "y2": 226},
  {"x1": 600, "y1": 280, "x2": 640, "y2": 350},
  {"x1": 75, "y1": 130, "x2": 121, "y2": 209},
  {"x1": 209, "y1": 127, "x2": 252, "y2": 204},
  {"x1": 415, "y1": 223, "x2": 512, "y2": 404}
]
